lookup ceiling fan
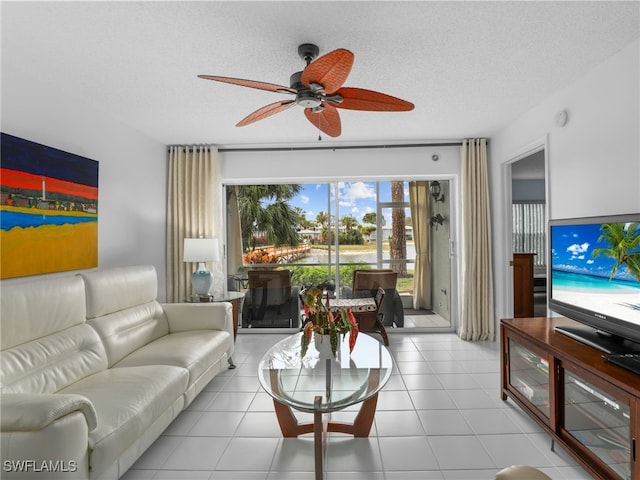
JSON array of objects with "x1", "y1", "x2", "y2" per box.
[{"x1": 198, "y1": 44, "x2": 414, "y2": 138}]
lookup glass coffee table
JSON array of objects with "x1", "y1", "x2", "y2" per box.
[{"x1": 258, "y1": 332, "x2": 393, "y2": 480}]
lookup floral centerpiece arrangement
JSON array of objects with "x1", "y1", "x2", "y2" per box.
[{"x1": 300, "y1": 286, "x2": 359, "y2": 358}]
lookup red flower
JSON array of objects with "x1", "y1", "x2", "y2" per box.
[{"x1": 346, "y1": 307, "x2": 359, "y2": 353}]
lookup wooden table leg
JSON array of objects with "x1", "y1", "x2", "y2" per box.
[
  {"x1": 325, "y1": 369, "x2": 380, "y2": 437},
  {"x1": 230, "y1": 298, "x2": 239, "y2": 339},
  {"x1": 270, "y1": 369, "x2": 382, "y2": 439}
]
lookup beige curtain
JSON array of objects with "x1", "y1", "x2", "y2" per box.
[
  {"x1": 459, "y1": 138, "x2": 494, "y2": 341},
  {"x1": 166, "y1": 146, "x2": 224, "y2": 302},
  {"x1": 409, "y1": 181, "x2": 431, "y2": 310},
  {"x1": 226, "y1": 186, "x2": 244, "y2": 278}
]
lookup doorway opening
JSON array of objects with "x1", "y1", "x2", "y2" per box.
[{"x1": 509, "y1": 147, "x2": 547, "y2": 318}]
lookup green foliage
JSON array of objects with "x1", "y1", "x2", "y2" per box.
[
  {"x1": 290, "y1": 263, "x2": 371, "y2": 289},
  {"x1": 339, "y1": 229, "x2": 364, "y2": 245},
  {"x1": 362, "y1": 212, "x2": 377, "y2": 225},
  {"x1": 291, "y1": 266, "x2": 330, "y2": 287},
  {"x1": 237, "y1": 184, "x2": 301, "y2": 250},
  {"x1": 359, "y1": 225, "x2": 376, "y2": 238},
  {"x1": 340, "y1": 214, "x2": 359, "y2": 231}
]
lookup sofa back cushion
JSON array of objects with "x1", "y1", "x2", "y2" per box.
[
  {"x1": 1, "y1": 324, "x2": 108, "y2": 393},
  {"x1": 1, "y1": 275, "x2": 88, "y2": 350},
  {"x1": 81, "y1": 265, "x2": 169, "y2": 366},
  {"x1": 0, "y1": 275, "x2": 108, "y2": 393}
]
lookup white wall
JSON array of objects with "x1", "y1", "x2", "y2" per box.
[
  {"x1": 1, "y1": 64, "x2": 169, "y2": 299},
  {"x1": 490, "y1": 39, "x2": 640, "y2": 325}
]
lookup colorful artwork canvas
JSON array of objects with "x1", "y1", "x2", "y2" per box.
[{"x1": 1, "y1": 133, "x2": 99, "y2": 279}]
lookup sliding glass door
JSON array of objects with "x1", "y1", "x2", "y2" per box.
[{"x1": 225, "y1": 179, "x2": 453, "y2": 331}]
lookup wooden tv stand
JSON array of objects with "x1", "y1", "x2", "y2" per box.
[{"x1": 501, "y1": 317, "x2": 639, "y2": 479}]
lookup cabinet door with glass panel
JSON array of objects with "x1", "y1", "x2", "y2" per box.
[
  {"x1": 561, "y1": 363, "x2": 636, "y2": 480},
  {"x1": 505, "y1": 336, "x2": 552, "y2": 424}
]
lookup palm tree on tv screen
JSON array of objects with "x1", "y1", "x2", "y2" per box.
[{"x1": 592, "y1": 222, "x2": 640, "y2": 281}]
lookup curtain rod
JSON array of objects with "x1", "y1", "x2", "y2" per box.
[{"x1": 218, "y1": 142, "x2": 464, "y2": 153}]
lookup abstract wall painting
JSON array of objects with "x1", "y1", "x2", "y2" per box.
[{"x1": 1, "y1": 133, "x2": 99, "y2": 279}]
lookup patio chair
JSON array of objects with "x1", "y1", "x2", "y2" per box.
[
  {"x1": 357, "y1": 286, "x2": 389, "y2": 345},
  {"x1": 242, "y1": 269, "x2": 299, "y2": 328},
  {"x1": 343, "y1": 269, "x2": 405, "y2": 328}
]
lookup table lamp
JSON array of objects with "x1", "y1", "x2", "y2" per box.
[{"x1": 183, "y1": 237, "x2": 220, "y2": 297}]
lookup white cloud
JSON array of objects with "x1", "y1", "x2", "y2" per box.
[
  {"x1": 339, "y1": 182, "x2": 376, "y2": 205},
  {"x1": 567, "y1": 242, "x2": 590, "y2": 260},
  {"x1": 300, "y1": 195, "x2": 309, "y2": 204}
]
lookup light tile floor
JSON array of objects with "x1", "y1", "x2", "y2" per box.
[{"x1": 122, "y1": 332, "x2": 591, "y2": 480}]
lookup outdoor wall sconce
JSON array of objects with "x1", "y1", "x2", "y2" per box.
[
  {"x1": 430, "y1": 213, "x2": 445, "y2": 227},
  {"x1": 430, "y1": 181, "x2": 445, "y2": 203}
]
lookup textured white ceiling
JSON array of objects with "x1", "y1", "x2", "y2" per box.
[{"x1": 2, "y1": 1, "x2": 638, "y2": 147}]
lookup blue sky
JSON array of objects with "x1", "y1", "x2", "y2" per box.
[
  {"x1": 551, "y1": 222, "x2": 639, "y2": 282},
  {"x1": 288, "y1": 181, "x2": 408, "y2": 225}
]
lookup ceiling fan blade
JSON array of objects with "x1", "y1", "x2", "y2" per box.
[
  {"x1": 236, "y1": 100, "x2": 295, "y2": 127},
  {"x1": 198, "y1": 75, "x2": 295, "y2": 94},
  {"x1": 333, "y1": 87, "x2": 414, "y2": 111},
  {"x1": 301, "y1": 49, "x2": 354, "y2": 94},
  {"x1": 304, "y1": 104, "x2": 342, "y2": 137}
]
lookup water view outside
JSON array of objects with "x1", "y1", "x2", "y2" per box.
[{"x1": 301, "y1": 244, "x2": 417, "y2": 265}]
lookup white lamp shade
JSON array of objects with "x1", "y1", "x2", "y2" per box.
[{"x1": 183, "y1": 238, "x2": 220, "y2": 263}]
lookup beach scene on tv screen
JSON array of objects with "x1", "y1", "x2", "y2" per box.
[{"x1": 551, "y1": 221, "x2": 640, "y2": 325}]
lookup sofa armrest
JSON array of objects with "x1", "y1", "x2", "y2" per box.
[
  {"x1": 162, "y1": 302, "x2": 233, "y2": 338},
  {"x1": 1, "y1": 393, "x2": 97, "y2": 432}
]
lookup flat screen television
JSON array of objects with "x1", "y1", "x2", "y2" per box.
[{"x1": 549, "y1": 213, "x2": 640, "y2": 354}]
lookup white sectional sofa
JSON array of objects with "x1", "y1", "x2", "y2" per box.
[{"x1": 0, "y1": 265, "x2": 234, "y2": 479}]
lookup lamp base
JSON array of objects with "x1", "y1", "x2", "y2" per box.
[{"x1": 191, "y1": 263, "x2": 214, "y2": 296}]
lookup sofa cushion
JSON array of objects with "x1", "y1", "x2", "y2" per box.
[
  {"x1": 59, "y1": 364, "x2": 188, "y2": 476},
  {"x1": 81, "y1": 265, "x2": 158, "y2": 319},
  {"x1": 0, "y1": 324, "x2": 108, "y2": 394},
  {"x1": 113, "y1": 330, "x2": 232, "y2": 389},
  {"x1": 86, "y1": 302, "x2": 169, "y2": 367},
  {"x1": 81, "y1": 266, "x2": 170, "y2": 366},
  {"x1": 0, "y1": 275, "x2": 87, "y2": 350}
]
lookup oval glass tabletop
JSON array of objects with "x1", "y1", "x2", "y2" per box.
[{"x1": 258, "y1": 332, "x2": 393, "y2": 413}]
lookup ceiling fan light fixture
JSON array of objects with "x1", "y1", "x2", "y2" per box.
[
  {"x1": 296, "y1": 91, "x2": 322, "y2": 108},
  {"x1": 199, "y1": 43, "x2": 414, "y2": 137}
]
